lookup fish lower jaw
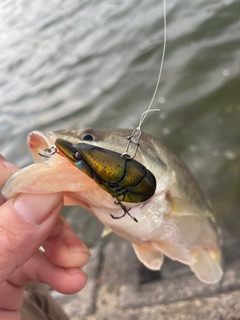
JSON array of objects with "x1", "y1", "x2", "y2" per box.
[
  {"x1": 27, "y1": 131, "x2": 57, "y2": 163},
  {"x1": 28, "y1": 131, "x2": 54, "y2": 149}
]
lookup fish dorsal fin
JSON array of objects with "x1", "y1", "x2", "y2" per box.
[
  {"x1": 101, "y1": 226, "x2": 113, "y2": 238},
  {"x1": 170, "y1": 197, "x2": 214, "y2": 221},
  {"x1": 152, "y1": 241, "x2": 196, "y2": 265},
  {"x1": 132, "y1": 243, "x2": 164, "y2": 270},
  {"x1": 190, "y1": 249, "x2": 223, "y2": 284}
]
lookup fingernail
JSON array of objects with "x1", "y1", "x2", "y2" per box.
[
  {"x1": 62, "y1": 228, "x2": 90, "y2": 254},
  {"x1": 65, "y1": 267, "x2": 85, "y2": 275},
  {"x1": 13, "y1": 193, "x2": 62, "y2": 225}
]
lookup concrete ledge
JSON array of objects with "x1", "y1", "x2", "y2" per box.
[
  {"x1": 52, "y1": 232, "x2": 240, "y2": 319},
  {"x1": 75, "y1": 290, "x2": 240, "y2": 320}
]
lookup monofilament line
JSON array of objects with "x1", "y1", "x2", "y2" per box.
[
  {"x1": 137, "y1": 0, "x2": 167, "y2": 130},
  {"x1": 123, "y1": 0, "x2": 167, "y2": 159}
]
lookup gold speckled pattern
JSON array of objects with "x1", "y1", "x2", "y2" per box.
[{"x1": 56, "y1": 141, "x2": 156, "y2": 203}]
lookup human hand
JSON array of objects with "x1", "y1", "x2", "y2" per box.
[{"x1": 0, "y1": 155, "x2": 90, "y2": 320}]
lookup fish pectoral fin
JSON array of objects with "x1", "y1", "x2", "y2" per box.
[
  {"x1": 190, "y1": 249, "x2": 223, "y2": 284},
  {"x1": 152, "y1": 241, "x2": 196, "y2": 265},
  {"x1": 101, "y1": 226, "x2": 113, "y2": 238},
  {"x1": 169, "y1": 197, "x2": 214, "y2": 220},
  {"x1": 132, "y1": 243, "x2": 164, "y2": 270}
]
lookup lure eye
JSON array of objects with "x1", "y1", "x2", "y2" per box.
[
  {"x1": 78, "y1": 129, "x2": 101, "y2": 141},
  {"x1": 74, "y1": 151, "x2": 82, "y2": 160}
]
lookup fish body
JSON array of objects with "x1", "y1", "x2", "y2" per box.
[{"x1": 2, "y1": 128, "x2": 223, "y2": 283}]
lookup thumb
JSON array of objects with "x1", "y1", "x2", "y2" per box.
[{"x1": 0, "y1": 193, "x2": 63, "y2": 283}]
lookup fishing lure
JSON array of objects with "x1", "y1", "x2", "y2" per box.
[{"x1": 44, "y1": 139, "x2": 157, "y2": 222}]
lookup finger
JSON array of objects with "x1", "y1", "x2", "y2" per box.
[
  {"x1": 0, "y1": 310, "x2": 20, "y2": 320},
  {"x1": 0, "y1": 251, "x2": 87, "y2": 313},
  {"x1": 0, "y1": 157, "x2": 19, "y2": 205},
  {"x1": 0, "y1": 281, "x2": 24, "y2": 311},
  {"x1": 8, "y1": 251, "x2": 87, "y2": 294},
  {"x1": 0, "y1": 156, "x2": 19, "y2": 186},
  {"x1": 0, "y1": 193, "x2": 63, "y2": 283},
  {"x1": 43, "y1": 217, "x2": 90, "y2": 268}
]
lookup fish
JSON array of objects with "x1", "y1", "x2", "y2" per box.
[{"x1": 2, "y1": 128, "x2": 223, "y2": 284}]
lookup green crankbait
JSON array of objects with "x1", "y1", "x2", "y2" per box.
[{"x1": 54, "y1": 139, "x2": 156, "y2": 222}]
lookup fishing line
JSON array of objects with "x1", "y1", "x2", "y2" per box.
[
  {"x1": 123, "y1": 0, "x2": 167, "y2": 159},
  {"x1": 138, "y1": 0, "x2": 167, "y2": 128}
]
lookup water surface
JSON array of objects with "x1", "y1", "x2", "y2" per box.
[{"x1": 0, "y1": 0, "x2": 239, "y2": 243}]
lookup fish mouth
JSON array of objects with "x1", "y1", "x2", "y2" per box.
[
  {"x1": 27, "y1": 131, "x2": 59, "y2": 163},
  {"x1": 2, "y1": 130, "x2": 105, "y2": 202}
]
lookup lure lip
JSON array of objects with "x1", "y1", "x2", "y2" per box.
[
  {"x1": 55, "y1": 138, "x2": 74, "y2": 150},
  {"x1": 55, "y1": 139, "x2": 78, "y2": 162}
]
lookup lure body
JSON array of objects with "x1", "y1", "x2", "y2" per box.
[
  {"x1": 2, "y1": 128, "x2": 223, "y2": 284},
  {"x1": 55, "y1": 139, "x2": 156, "y2": 203}
]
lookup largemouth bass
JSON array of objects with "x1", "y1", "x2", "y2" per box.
[{"x1": 2, "y1": 128, "x2": 223, "y2": 283}]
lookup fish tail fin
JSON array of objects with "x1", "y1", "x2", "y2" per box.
[{"x1": 190, "y1": 249, "x2": 223, "y2": 284}]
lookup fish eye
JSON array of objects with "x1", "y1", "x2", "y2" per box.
[
  {"x1": 82, "y1": 134, "x2": 94, "y2": 141},
  {"x1": 78, "y1": 129, "x2": 101, "y2": 142},
  {"x1": 74, "y1": 151, "x2": 82, "y2": 160}
]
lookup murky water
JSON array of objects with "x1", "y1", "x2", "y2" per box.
[{"x1": 0, "y1": 0, "x2": 240, "y2": 243}]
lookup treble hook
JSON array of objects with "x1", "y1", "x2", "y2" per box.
[
  {"x1": 110, "y1": 200, "x2": 138, "y2": 223},
  {"x1": 121, "y1": 128, "x2": 142, "y2": 160}
]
